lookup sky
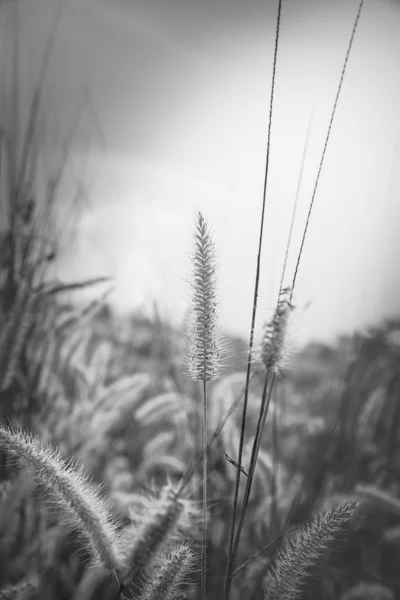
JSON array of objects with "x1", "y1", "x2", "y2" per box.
[{"x1": 5, "y1": 0, "x2": 400, "y2": 346}]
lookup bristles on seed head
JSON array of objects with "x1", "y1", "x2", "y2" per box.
[
  {"x1": 259, "y1": 287, "x2": 293, "y2": 373},
  {"x1": 187, "y1": 211, "x2": 222, "y2": 382},
  {"x1": 0, "y1": 426, "x2": 122, "y2": 573},
  {"x1": 119, "y1": 487, "x2": 186, "y2": 588},
  {"x1": 140, "y1": 542, "x2": 198, "y2": 600},
  {"x1": 265, "y1": 500, "x2": 360, "y2": 600}
]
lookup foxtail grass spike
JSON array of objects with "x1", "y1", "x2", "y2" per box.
[
  {"x1": 140, "y1": 543, "x2": 197, "y2": 600},
  {"x1": 118, "y1": 487, "x2": 185, "y2": 592},
  {"x1": 187, "y1": 211, "x2": 222, "y2": 600},
  {"x1": 264, "y1": 500, "x2": 360, "y2": 600},
  {"x1": 188, "y1": 211, "x2": 221, "y2": 383},
  {"x1": 260, "y1": 287, "x2": 293, "y2": 373},
  {"x1": 0, "y1": 426, "x2": 122, "y2": 576}
]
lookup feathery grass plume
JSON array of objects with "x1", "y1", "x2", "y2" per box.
[
  {"x1": 187, "y1": 211, "x2": 221, "y2": 383},
  {"x1": 139, "y1": 542, "x2": 197, "y2": 600},
  {"x1": 259, "y1": 287, "x2": 293, "y2": 373},
  {"x1": 187, "y1": 211, "x2": 221, "y2": 600},
  {"x1": 230, "y1": 289, "x2": 293, "y2": 569},
  {"x1": 118, "y1": 486, "x2": 186, "y2": 593},
  {"x1": 0, "y1": 426, "x2": 122, "y2": 579},
  {"x1": 264, "y1": 500, "x2": 360, "y2": 600}
]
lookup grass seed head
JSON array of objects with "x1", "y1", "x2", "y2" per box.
[
  {"x1": 140, "y1": 542, "x2": 197, "y2": 600},
  {"x1": 187, "y1": 211, "x2": 222, "y2": 382},
  {"x1": 119, "y1": 486, "x2": 186, "y2": 588},
  {"x1": 265, "y1": 500, "x2": 360, "y2": 600},
  {"x1": 260, "y1": 286, "x2": 293, "y2": 373},
  {"x1": 0, "y1": 426, "x2": 122, "y2": 575}
]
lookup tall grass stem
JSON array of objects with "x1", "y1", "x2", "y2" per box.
[{"x1": 223, "y1": 2, "x2": 282, "y2": 596}]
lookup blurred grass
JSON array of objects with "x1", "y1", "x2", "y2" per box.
[{"x1": 1, "y1": 1, "x2": 400, "y2": 600}]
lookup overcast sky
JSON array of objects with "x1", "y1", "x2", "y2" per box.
[{"x1": 6, "y1": 0, "x2": 400, "y2": 345}]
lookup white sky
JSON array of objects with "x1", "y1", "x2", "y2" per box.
[{"x1": 6, "y1": 0, "x2": 400, "y2": 345}]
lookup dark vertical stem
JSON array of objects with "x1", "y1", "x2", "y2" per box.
[
  {"x1": 278, "y1": 112, "x2": 313, "y2": 298},
  {"x1": 231, "y1": 372, "x2": 276, "y2": 568},
  {"x1": 270, "y1": 383, "x2": 281, "y2": 539},
  {"x1": 202, "y1": 378, "x2": 208, "y2": 600},
  {"x1": 291, "y1": 0, "x2": 364, "y2": 301},
  {"x1": 223, "y1": 3, "x2": 282, "y2": 597}
]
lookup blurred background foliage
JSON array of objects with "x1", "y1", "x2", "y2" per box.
[{"x1": 1, "y1": 253, "x2": 400, "y2": 598}]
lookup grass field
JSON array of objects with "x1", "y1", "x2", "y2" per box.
[{"x1": 0, "y1": 1, "x2": 400, "y2": 599}]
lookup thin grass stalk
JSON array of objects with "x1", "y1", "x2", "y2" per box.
[
  {"x1": 0, "y1": 1, "x2": 18, "y2": 286},
  {"x1": 290, "y1": 0, "x2": 364, "y2": 300},
  {"x1": 231, "y1": 372, "x2": 276, "y2": 571},
  {"x1": 223, "y1": 2, "x2": 282, "y2": 597},
  {"x1": 40, "y1": 276, "x2": 111, "y2": 297},
  {"x1": 277, "y1": 111, "x2": 313, "y2": 298},
  {"x1": 2, "y1": 1, "x2": 62, "y2": 299},
  {"x1": 231, "y1": 6, "x2": 364, "y2": 562},
  {"x1": 270, "y1": 386, "x2": 281, "y2": 539},
  {"x1": 187, "y1": 212, "x2": 221, "y2": 600},
  {"x1": 17, "y1": 95, "x2": 85, "y2": 272},
  {"x1": 270, "y1": 3, "x2": 365, "y2": 532},
  {"x1": 178, "y1": 370, "x2": 259, "y2": 497},
  {"x1": 202, "y1": 378, "x2": 208, "y2": 600},
  {"x1": 0, "y1": 271, "x2": 36, "y2": 392},
  {"x1": 10, "y1": 0, "x2": 19, "y2": 220},
  {"x1": 15, "y1": 1, "x2": 62, "y2": 192},
  {"x1": 231, "y1": 528, "x2": 299, "y2": 579},
  {"x1": 118, "y1": 488, "x2": 185, "y2": 596},
  {"x1": 230, "y1": 285, "x2": 290, "y2": 571},
  {"x1": 46, "y1": 95, "x2": 86, "y2": 205},
  {"x1": 227, "y1": 106, "x2": 312, "y2": 558}
]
